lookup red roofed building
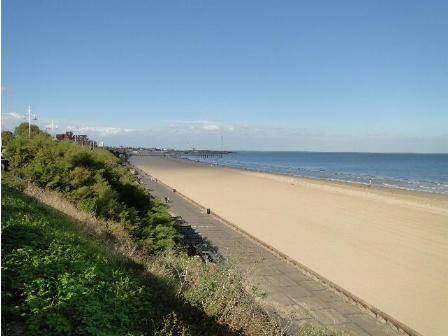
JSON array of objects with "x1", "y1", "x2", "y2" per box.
[
  {"x1": 55, "y1": 131, "x2": 74, "y2": 141},
  {"x1": 55, "y1": 132, "x2": 94, "y2": 148}
]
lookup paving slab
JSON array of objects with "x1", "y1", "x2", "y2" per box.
[
  {"x1": 265, "y1": 274, "x2": 300, "y2": 287},
  {"x1": 328, "y1": 301, "x2": 364, "y2": 315},
  {"x1": 281, "y1": 286, "x2": 313, "y2": 299},
  {"x1": 273, "y1": 264, "x2": 301, "y2": 274},
  {"x1": 135, "y1": 166, "x2": 400, "y2": 336},
  {"x1": 336, "y1": 324, "x2": 370, "y2": 336},
  {"x1": 254, "y1": 266, "x2": 284, "y2": 276},
  {"x1": 291, "y1": 296, "x2": 330, "y2": 310},
  {"x1": 348, "y1": 314, "x2": 400, "y2": 336},
  {"x1": 298, "y1": 280, "x2": 327, "y2": 291},
  {"x1": 313, "y1": 289, "x2": 342, "y2": 302},
  {"x1": 310, "y1": 308, "x2": 349, "y2": 326}
]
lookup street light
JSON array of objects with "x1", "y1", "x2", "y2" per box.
[
  {"x1": 45, "y1": 119, "x2": 58, "y2": 139},
  {"x1": 23, "y1": 106, "x2": 37, "y2": 138}
]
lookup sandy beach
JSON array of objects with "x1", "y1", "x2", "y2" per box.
[{"x1": 131, "y1": 155, "x2": 448, "y2": 335}]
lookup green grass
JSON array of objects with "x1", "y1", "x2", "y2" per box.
[{"x1": 2, "y1": 181, "x2": 157, "y2": 335}]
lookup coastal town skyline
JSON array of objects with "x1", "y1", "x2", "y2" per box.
[{"x1": 2, "y1": 0, "x2": 448, "y2": 153}]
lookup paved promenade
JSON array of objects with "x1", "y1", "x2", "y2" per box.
[{"x1": 136, "y1": 168, "x2": 400, "y2": 336}]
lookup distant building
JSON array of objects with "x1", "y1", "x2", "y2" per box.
[
  {"x1": 55, "y1": 131, "x2": 97, "y2": 149},
  {"x1": 74, "y1": 135, "x2": 89, "y2": 146},
  {"x1": 56, "y1": 131, "x2": 74, "y2": 141},
  {"x1": 88, "y1": 140, "x2": 97, "y2": 149}
]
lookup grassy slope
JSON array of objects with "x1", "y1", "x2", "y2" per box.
[{"x1": 2, "y1": 181, "x2": 158, "y2": 335}]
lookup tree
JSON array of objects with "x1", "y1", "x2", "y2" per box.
[
  {"x1": 14, "y1": 122, "x2": 42, "y2": 138},
  {"x1": 4, "y1": 123, "x2": 179, "y2": 251},
  {"x1": 1, "y1": 131, "x2": 13, "y2": 149}
]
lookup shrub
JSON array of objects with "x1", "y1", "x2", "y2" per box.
[
  {"x1": 1, "y1": 183, "x2": 157, "y2": 335},
  {"x1": 4, "y1": 123, "x2": 179, "y2": 252}
]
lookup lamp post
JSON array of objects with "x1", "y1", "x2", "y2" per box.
[
  {"x1": 46, "y1": 119, "x2": 58, "y2": 139},
  {"x1": 24, "y1": 106, "x2": 37, "y2": 138}
]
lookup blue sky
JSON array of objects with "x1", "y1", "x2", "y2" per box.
[{"x1": 2, "y1": 0, "x2": 447, "y2": 152}]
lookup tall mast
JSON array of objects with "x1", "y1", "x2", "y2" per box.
[{"x1": 28, "y1": 106, "x2": 31, "y2": 138}]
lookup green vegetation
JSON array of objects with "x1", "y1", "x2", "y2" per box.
[
  {"x1": 2, "y1": 182, "x2": 155, "y2": 335},
  {"x1": 1, "y1": 130, "x2": 14, "y2": 148},
  {"x1": 3, "y1": 123, "x2": 179, "y2": 253}
]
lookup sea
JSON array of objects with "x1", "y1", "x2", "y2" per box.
[{"x1": 174, "y1": 151, "x2": 448, "y2": 195}]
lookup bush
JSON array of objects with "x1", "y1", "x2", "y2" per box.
[
  {"x1": 4, "y1": 123, "x2": 179, "y2": 252},
  {"x1": 1, "y1": 183, "x2": 157, "y2": 335}
]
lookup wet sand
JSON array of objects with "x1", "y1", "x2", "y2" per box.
[{"x1": 131, "y1": 155, "x2": 448, "y2": 335}]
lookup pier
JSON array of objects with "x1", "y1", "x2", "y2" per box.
[
  {"x1": 176, "y1": 150, "x2": 233, "y2": 159},
  {"x1": 129, "y1": 149, "x2": 233, "y2": 158}
]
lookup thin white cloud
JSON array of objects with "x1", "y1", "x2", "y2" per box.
[
  {"x1": 1, "y1": 112, "x2": 24, "y2": 130},
  {"x1": 38, "y1": 117, "x2": 94, "y2": 127},
  {"x1": 1, "y1": 112, "x2": 23, "y2": 121},
  {"x1": 202, "y1": 124, "x2": 220, "y2": 131},
  {"x1": 44, "y1": 122, "x2": 59, "y2": 130},
  {"x1": 35, "y1": 119, "x2": 445, "y2": 153},
  {"x1": 1, "y1": 87, "x2": 12, "y2": 93},
  {"x1": 164, "y1": 119, "x2": 239, "y2": 134},
  {"x1": 76, "y1": 126, "x2": 144, "y2": 137},
  {"x1": 165, "y1": 119, "x2": 218, "y2": 124},
  {"x1": 30, "y1": 116, "x2": 144, "y2": 137}
]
